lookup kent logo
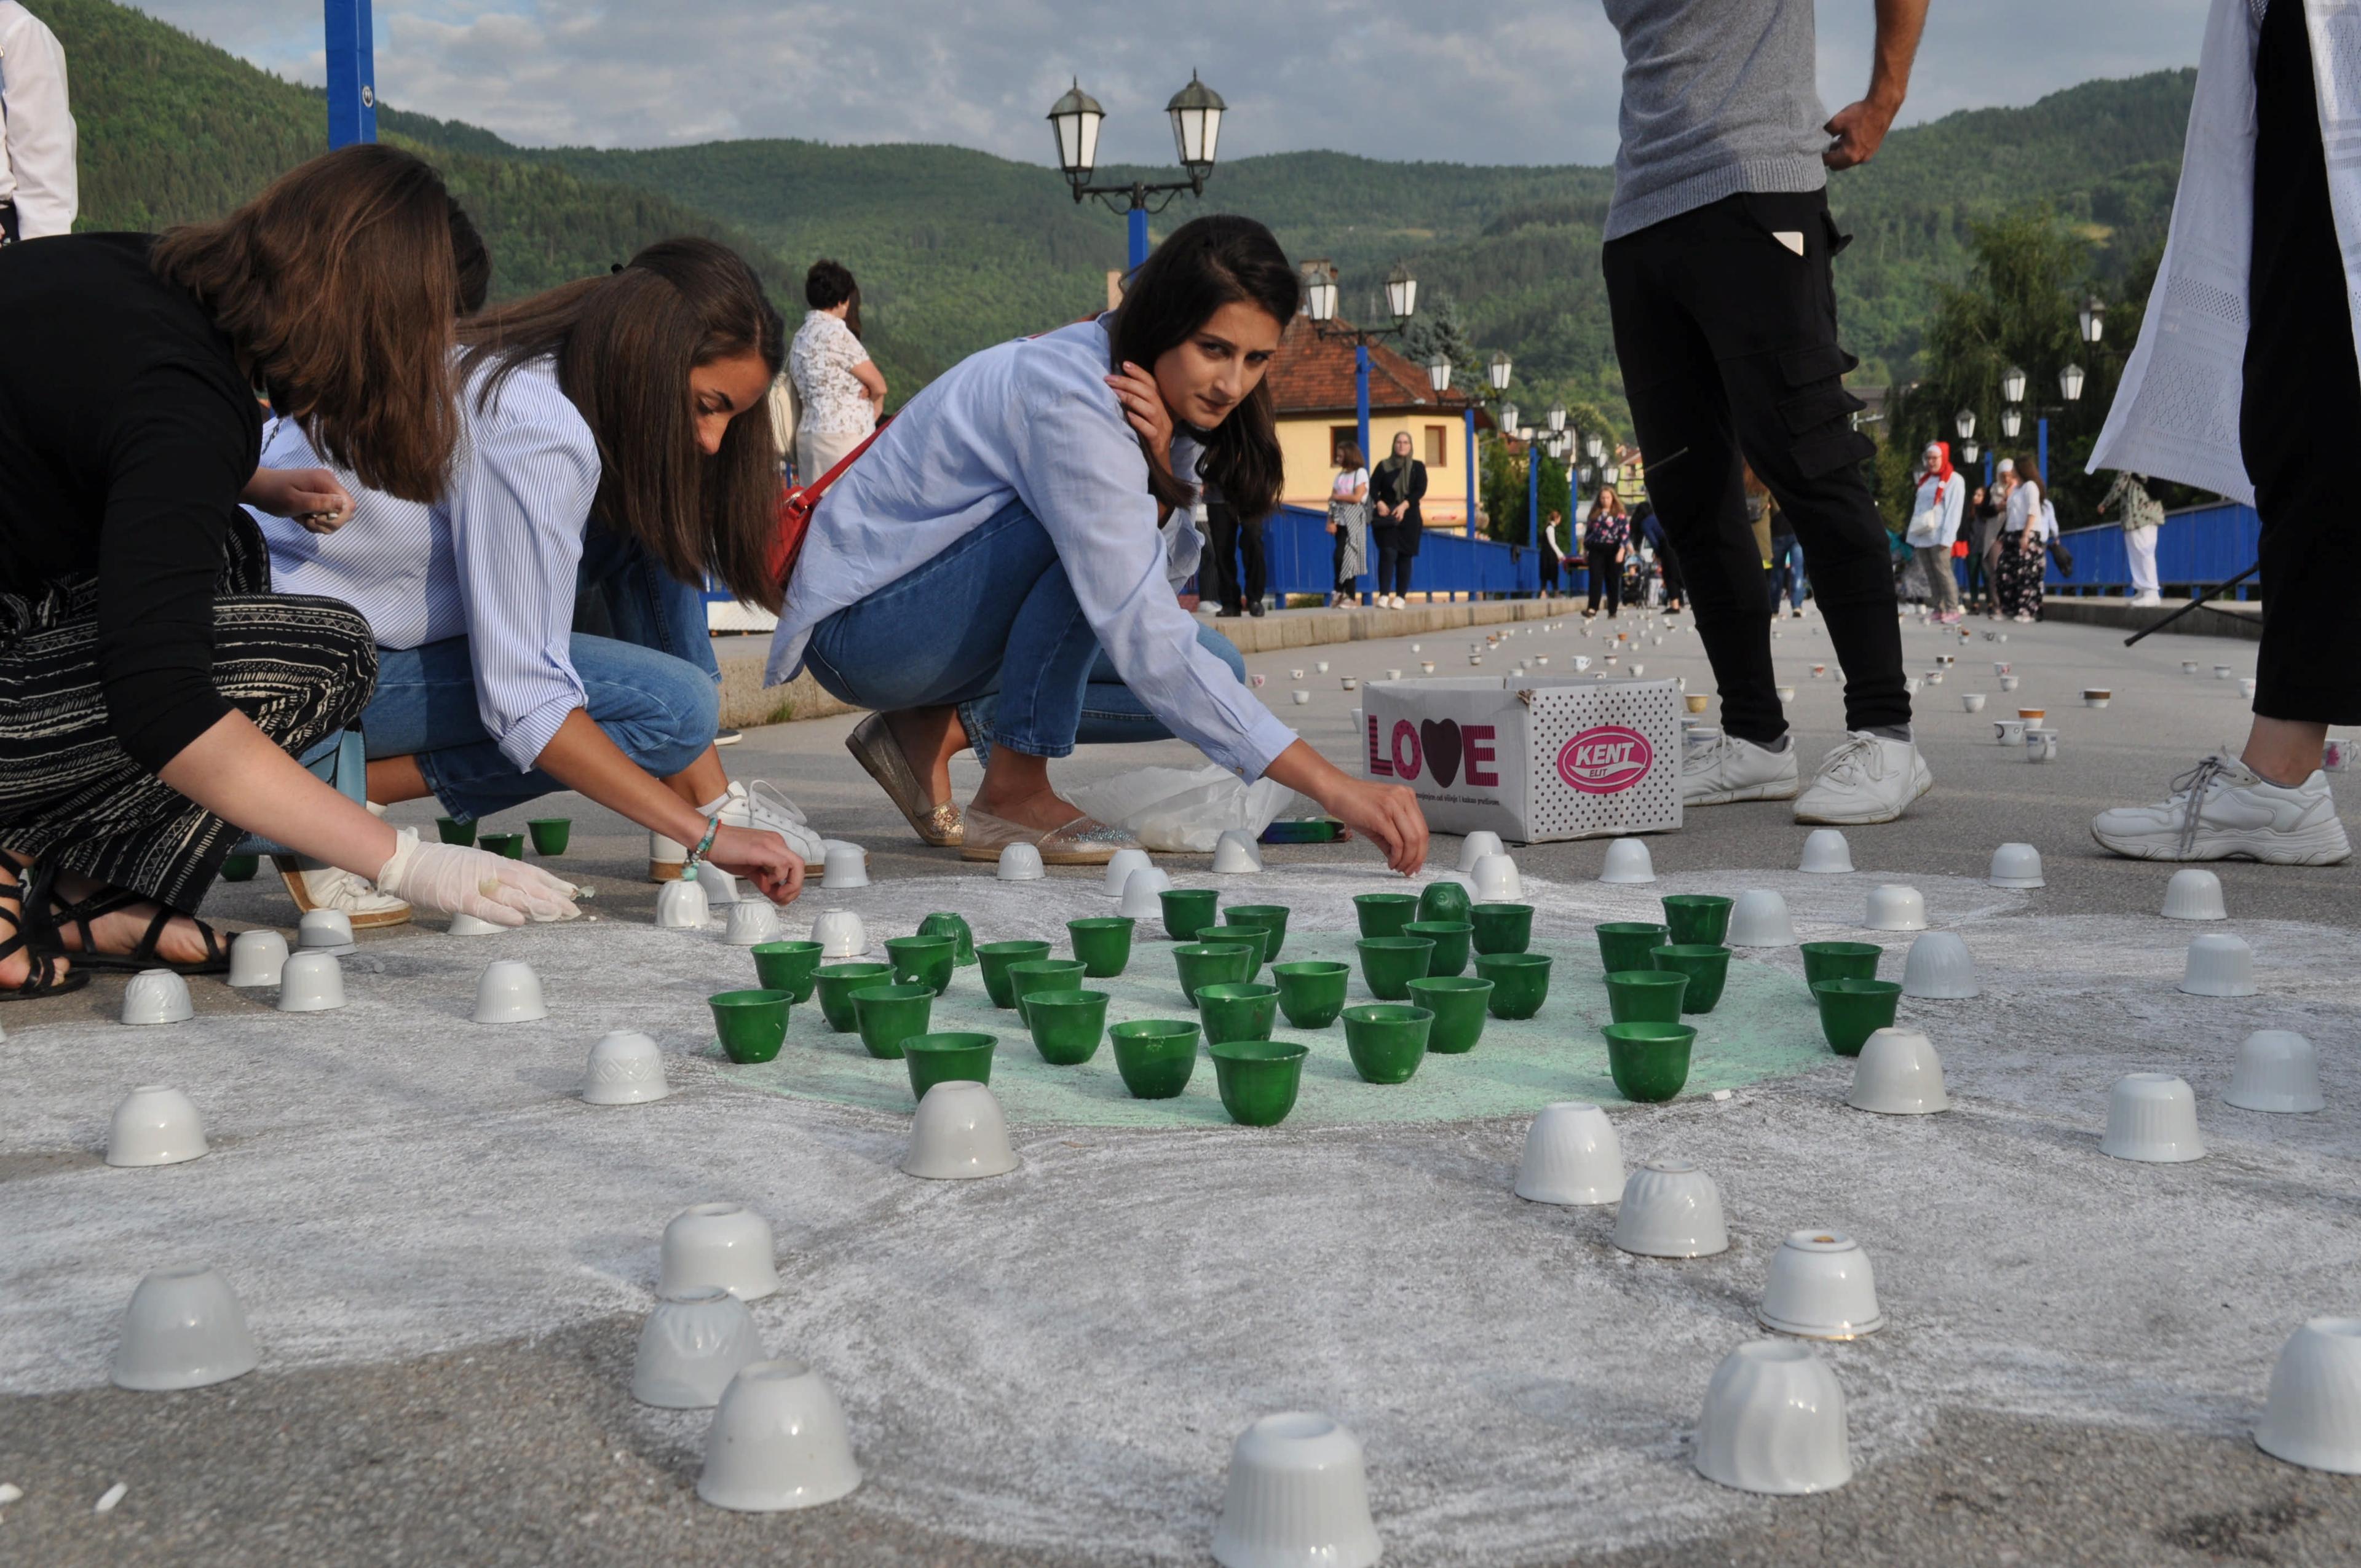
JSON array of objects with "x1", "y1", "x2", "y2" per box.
[{"x1": 1556, "y1": 726, "x2": 1653, "y2": 794}]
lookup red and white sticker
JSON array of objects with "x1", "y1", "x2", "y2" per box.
[{"x1": 1556, "y1": 726, "x2": 1652, "y2": 794}]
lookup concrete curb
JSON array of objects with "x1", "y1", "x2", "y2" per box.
[{"x1": 2035, "y1": 596, "x2": 2261, "y2": 643}]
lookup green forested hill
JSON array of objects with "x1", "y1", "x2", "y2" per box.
[{"x1": 60, "y1": 0, "x2": 2191, "y2": 426}]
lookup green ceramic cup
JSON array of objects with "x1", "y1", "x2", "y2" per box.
[
  {"x1": 435, "y1": 817, "x2": 476, "y2": 846},
  {"x1": 1197, "y1": 980, "x2": 1280, "y2": 1045},
  {"x1": 1469, "y1": 903, "x2": 1533, "y2": 955},
  {"x1": 1007, "y1": 959, "x2": 1088, "y2": 1024},
  {"x1": 885, "y1": 935, "x2": 957, "y2": 997},
  {"x1": 1196, "y1": 924, "x2": 1271, "y2": 980},
  {"x1": 1210, "y1": 1039, "x2": 1310, "y2": 1127},
  {"x1": 976, "y1": 940, "x2": 1054, "y2": 1008},
  {"x1": 1801, "y1": 940, "x2": 1883, "y2": 988},
  {"x1": 815, "y1": 961, "x2": 893, "y2": 1032},
  {"x1": 708, "y1": 988, "x2": 793, "y2": 1064},
  {"x1": 1650, "y1": 943, "x2": 1732, "y2": 1013},
  {"x1": 219, "y1": 854, "x2": 259, "y2": 883},
  {"x1": 1173, "y1": 941, "x2": 1254, "y2": 1005},
  {"x1": 1224, "y1": 904, "x2": 1291, "y2": 961},
  {"x1": 917, "y1": 911, "x2": 978, "y2": 965},
  {"x1": 1597, "y1": 921, "x2": 1672, "y2": 974},
  {"x1": 1270, "y1": 960, "x2": 1350, "y2": 1029},
  {"x1": 1661, "y1": 893, "x2": 1734, "y2": 946},
  {"x1": 1406, "y1": 976, "x2": 1492, "y2": 1054},
  {"x1": 1416, "y1": 879, "x2": 1473, "y2": 927},
  {"x1": 1024, "y1": 988, "x2": 1110, "y2": 1065},
  {"x1": 1067, "y1": 916, "x2": 1136, "y2": 979},
  {"x1": 1159, "y1": 887, "x2": 1220, "y2": 943},
  {"x1": 1353, "y1": 892, "x2": 1421, "y2": 939},
  {"x1": 1402, "y1": 920, "x2": 1473, "y2": 978},
  {"x1": 1605, "y1": 968, "x2": 1690, "y2": 1024},
  {"x1": 1342, "y1": 1003, "x2": 1433, "y2": 1083},
  {"x1": 750, "y1": 940, "x2": 825, "y2": 1004},
  {"x1": 480, "y1": 831, "x2": 526, "y2": 860},
  {"x1": 1813, "y1": 977, "x2": 1903, "y2": 1056},
  {"x1": 1474, "y1": 951, "x2": 1552, "y2": 1019},
  {"x1": 526, "y1": 817, "x2": 571, "y2": 856},
  {"x1": 903, "y1": 1031, "x2": 995, "y2": 1098},
  {"x1": 1603, "y1": 1020, "x2": 1696, "y2": 1103},
  {"x1": 852, "y1": 982, "x2": 935, "y2": 1060},
  {"x1": 1356, "y1": 936, "x2": 1434, "y2": 1001},
  {"x1": 1109, "y1": 1018, "x2": 1200, "y2": 1098}
]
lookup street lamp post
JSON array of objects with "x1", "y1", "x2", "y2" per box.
[
  {"x1": 1047, "y1": 71, "x2": 1227, "y2": 270},
  {"x1": 1302, "y1": 259, "x2": 1426, "y2": 602},
  {"x1": 324, "y1": 0, "x2": 378, "y2": 148}
]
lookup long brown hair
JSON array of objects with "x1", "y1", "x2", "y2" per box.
[
  {"x1": 460, "y1": 239, "x2": 787, "y2": 610},
  {"x1": 1110, "y1": 215, "x2": 1297, "y2": 521},
  {"x1": 151, "y1": 144, "x2": 462, "y2": 502}
]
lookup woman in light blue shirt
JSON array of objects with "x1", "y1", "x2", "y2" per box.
[{"x1": 770, "y1": 216, "x2": 1427, "y2": 870}]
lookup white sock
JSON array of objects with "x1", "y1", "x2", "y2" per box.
[{"x1": 695, "y1": 792, "x2": 731, "y2": 818}]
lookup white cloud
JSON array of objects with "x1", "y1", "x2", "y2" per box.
[{"x1": 129, "y1": 0, "x2": 2209, "y2": 164}]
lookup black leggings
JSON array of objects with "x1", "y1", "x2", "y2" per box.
[
  {"x1": 1374, "y1": 544, "x2": 1414, "y2": 596},
  {"x1": 1585, "y1": 544, "x2": 1623, "y2": 614}
]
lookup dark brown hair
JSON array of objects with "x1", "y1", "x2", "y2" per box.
[
  {"x1": 152, "y1": 144, "x2": 462, "y2": 502},
  {"x1": 1335, "y1": 441, "x2": 1364, "y2": 469},
  {"x1": 805, "y1": 258, "x2": 861, "y2": 338},
  {"x1": 460, "y1": 239, "x2": 787, "y2": 611},
  {"x1": 2016, "y1": 455, "x2": 2046, "y2": 489},
  {"x1": 1109, "y1": 215, "x2": 1298, "y2": 520}
]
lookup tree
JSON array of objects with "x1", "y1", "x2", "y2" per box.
[{"x1": 1399, "y1": 290, "x2": 1482, "y2": 395}]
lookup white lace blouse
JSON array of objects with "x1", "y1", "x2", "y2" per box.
[{"x1": 788, "y1": 311, "x2": 876, "y2": 438}]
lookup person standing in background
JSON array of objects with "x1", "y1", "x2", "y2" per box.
[
  {"x1": 1539, "y1": 509, "x2": 1565, "y2": 595},
  {"x1": 1995, "y1": 455, "x2": 2049, "y2": 621},
  {"x1": 1905, "y1": 439, "x2": 1965, "y2": 623},
  {"x1": 2097, "y1": 469, "x2": 2165, "y2": 606},
  {"x1": 788, "y1": 258, "x2": 885, "y2": 478},
  {"x1": 1583, "y1": 486, "x2": 1630, "y2": 616},
  {"x1": 1768, "y1": 503, "x2": 1806, "y2": 616},
  {"x1": 1367, "y1": 430, "x2": 1426, "y2": 609},
  {"x1": 1326, "y1": 441, "x2": 1369, "y2": 607},
  {"x1": 1964, "y1": 475, "x2": 2003, "y2": 611},
  {"x1": 0, "y1": 1, "x2": 75, "y2": 243},
  {"x1": 1204, "y1": 477, "x2": 1267, "y2": 618}
]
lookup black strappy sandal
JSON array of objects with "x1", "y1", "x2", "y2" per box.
[
  {"x1": 36, "y1": 865, "x2": 232, "y2": 977},
  {"x1": 0, "y1": 852, "x2": 90, "y2": 1000}
]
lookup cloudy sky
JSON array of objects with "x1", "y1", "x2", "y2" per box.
[{"x1": 138, "y1": 1, "x2": 2209, "y2": 164}]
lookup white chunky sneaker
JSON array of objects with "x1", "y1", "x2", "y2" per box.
[
  {"x1": 1793, "y1": 732, "x2": 1933, "y2": 825},
  {"x1": 1682, "y1": 732, "x2": 1801, "y2": 806},
  {"x1": 2090, "y1": 754, "x2": 2352, "y2": 864},
  {"x1": 720, "y1": 778, "x2": 827, "y2": 866}
]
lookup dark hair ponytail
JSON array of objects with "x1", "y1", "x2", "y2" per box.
[{"x1": 1109, "y1": 215, "x2": 1298, "y2": 521}]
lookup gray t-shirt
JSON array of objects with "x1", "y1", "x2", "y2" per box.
[{"x1": 1602, "y1": 0, "x2": 1830, "y2": 240}]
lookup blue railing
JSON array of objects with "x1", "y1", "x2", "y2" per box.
[
  {"x1": 1262, "y1": 504, "x2": 1541, "y2": 600},
  {"x1": 2044, "y1": 501, "x2": 2260, "y2": 596}
]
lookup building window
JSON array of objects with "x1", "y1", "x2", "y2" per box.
[
  {"x1": 1331, "y1": 425, "x2": 1363, "y2": 467},
  {"x1": 1425, "y1": 424, "x2": 1446, "y2": 468}
]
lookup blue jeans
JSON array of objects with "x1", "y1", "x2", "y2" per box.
[
  {"x1": 1770, "y1": 534, "x2": 1807, "y2": 609},
  {"x1": 804, "y1": 499, "x2": 1247, "y2": 766},
  {"x1": 575, "y1": 521, "x2": 721, "y2": 684}
]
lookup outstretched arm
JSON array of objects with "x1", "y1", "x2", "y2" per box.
[{"x1": 1824, "y1": 0, "x2": 1929, "y2": 170}]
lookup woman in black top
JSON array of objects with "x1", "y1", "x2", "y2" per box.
[
  {"x1": 0, "y1": 145, "x2": 574, "y2": 998},
  {"x1": 1367, "y1": 430, "x2": 1428, "y2": 608}
]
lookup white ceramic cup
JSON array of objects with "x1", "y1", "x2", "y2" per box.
[
  {"x1": 1998, "y1": 673, "x2": 2022, "y2": 691},
  {"x1": 1993, "y1": 719, "x2": 2026, "y2": 746},
  {"x1": 2025, "y1": 730, "x2": 2061, "y2": 763},
  {"x1": 722, "y1": 901, "x2": 781, "y2": 947},
  {"x1": 696, "y1": 1359, "x2": 862, "y2": 1511},
  {"x1": 2255, "y1": 1318, "x2": 2361, "y2": 1475},
  {"x1": 1290, "y1": 668, "x2": 1305, "y2": 679},
  {"x1": 2224, "y1": 1029, "x2": 2325, "y2": 1114},
  {"x1": 658, "y1": 1202, "x2": 781, "y2": 1301},
  {"x1": 2215, "y1": 665, "x2": 2236, "y2": 679},
  {"x1": 2180, "y1": 932, "x2": 2258, "y2": 997},
  {"x1": 1211, "y1": 1412, "x2": 1382, "y2": 1568},
  {"x1": 121, "y1": 968, "x2": 194, "y2": 1027},
  {"x1": 1471, "y1": 853, "x2": 1522, "y2": 901},
  {"x1": 583, "y1": 1029, "x2": 670, "y2": 1106},
  {"x1": 1340, "y1": 676, "x2": 1358, "y2": 691},
  {"x1": 655, "y1": 876, "x2": 710, "y2": 930},
  {"x1": 106, "y1": 1085, "x2": 208, "y2": 1167},
  {"x1": 2100, "y1": 1072, "x2": 2206, "y2": 1162},
  {"x1": 1612, "y1": 1159, "x2": 1729, "y2": 1258},
  {"x1": 1118, "y1": 867, "x2": 1175, "y2": 921},
  {"x1": 1961, "y1": 692, "x2": 1988, "y2": 712},
  {"x1": 1693, "y1": 1340, "x2": 1853, "y2": 1494},
  {"x1": 447, "y1": 911, "x2": 507, "y2": 936},
  {"x1": 697, "y1": 866, "x2": 741, "y2": 907},
  {"x1": 1862, "y1": 884, "x2": 1928, "y2": 932},
  {"x1": 1315, "y1": 661, "x2": 1329, "y2": 674},
  {"x1": 902, "y1": 1080, "x2": 1019, "y2": 1179},
  {"x1": 1514, "y1": 1102, "x2": 1623, "y2": 1205},
  {"x1": 1797, "y1": 828, "x2": 1853, "y2": 874},
  {"x1": 1847, "y1": 1028, "x2": 1950, "y2": 1115},
  {"x1": 1457, "y1": 830, "x2": 1505, "y2": 874},
  {"x1": 1100, "y1": 847, "x2": 1153, "y2": 898},
  {"x1": 632, "y1": 1286, "x2": 764, "y2": 1409},
  {"x1": 812, "y1": 908, "x2": 868, "y2": 958},
  {"x1": 2162, "y1": 868, "x2": 2228, "y2": 921},
  {"x1": 1599, "y1": 837, "x2": 1656, "y2": 884},
  {"x1": 296, "y1": 908, "x2": 355, "y2": 956},
  {"x1": 275, "y1": 951, "x2": 346, "y2": 1013},
  {"x1": 1727, "y1": 889, "x2": 1795, "y2": 948},
  {"x1": 226, "y1": 929, "x2": 288, "y2": 988},
  {"x1": 1900, "y1": 931, "x2": 1979, "y2": 999},
  {"x1": 820, "y1": 843, "x2": 870, "y2": 890},
  {"x1": 1758, "y1": 1230, "x2": 1884, "y2": 1339},
  {"x1": 1385, "y1": 668, "x2": 1404, "y2": 680},
  {"x1": 473, "y1": 959, "x2": 549, "y2": 1024},
  {"x1": 1212, "y1": 830, "x2": 1264, "y2": 875},
  {"x1": 111, "y1": 1263, "x2": 261, "y2": 1391},
  {"x1": 1988, "y1": 842, "x2": 2044, "y2": 889},
  {"x1": 1290, "y1": 690, "x2": 1311, "y2": 705},
  {"x1": 996, "y1": 843, "x2": 1046, "y2": 882}
]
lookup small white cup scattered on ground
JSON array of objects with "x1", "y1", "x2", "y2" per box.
[
  {"x1": 2083, "y1": 689, "x2": 2112, "y2": 708},
  {"x1": 1385, "y1": 667, "x2": 1404, "y2": 679},
  {"x1": 1757, "y1": 1230, "x2": 1884, "y2": 1339},
  {"x1": 697, "y1": 1359, "x2": 862, "y2": 1511},
  {"x1": 2025, "y1": 730, "x2": 2061, "y2": 763},
  {"x1": 722, "y1": 901, "x2": 780, "y2": 947},
  {"x1": 1101, "y1": 847, "x2": 1152, "y2": 898},
  {"x1": 1776, "y1": 684, "x2": 1797, "y2": 702},
  {"x1": 2240, "y1": 676, "x2": 2259, "y2": 698},
  {"x1": 473, "y1": 959, "x2": 549, "y2": 1024},
  {"x1": 820, "y1": 843, "x2": 870, "y2": 890},
  {"x1": 1211, "y1": 1412, "x2": 1382, "y2": 1568},
  {"x1": 296, "y1": 908, "x2": 355, "y2": 957},
  {"x1": 2255, "y1": 1318, "x2": 2361, "y2": 1475},
  {"x1": 1848, "y1": 1028, "x2": 1949, "y2": 1115},
  {"x1": 902, "y1": 1080, "x2": 1020, "y2": 1179},
  {"x1": 121, "y1": 968, "x2": 194, "y2": 1027},
  {"x1": 1471, "y1": 853, "x2": 1522, "y2": 901},
  {"x1": 2180, "y1": 932, "x2": 2258, "y2": 996},
  {"x1": 1862, "y1": 884, "x2": 1927, "y2": 932},
  {"x1": 655, "y1": 876, "x2": 710, "y2": 930},
  {"x1": 1212, "y1": 830, "x2": 1264, "y2": 876},
  {"x1": 1994, "y1": 719, "x2": 2026, "y2": 746},
  {"x1": 2100, "y1": 1073, "x2": 2207, "y2": 1162},
  {"x1": 1612, "y1": 1159, "x2": 1728, "y2": 1258},
  {"x1": 1727, "y1": 889, "x2": 1795, "y2": 948},
  {"x1": 1599, "y1": 837, "x2": 1656, "y2": 884},
  {"x1": 583, "y1": 1029, "x2": 670, "y2": 1106},
  {"x1": 1118, "y1": 867, "x2": 1174, "y2": 921},
  {"x1": 1315, "y1": 660, "x2": 1330, "y2": 674},
  {"x1": 275, "y1": 951, "x2": 345, "y2": 1013},
  {"x1": 1987, "y1": 842, "x2": 2044, "y2": 889},
  {"x1": 1961, "y1": 692, "x2": 1987, "y2": 712},
  {"x1": 632, "y1": 1286, "x2": 764, "y2": 1409},
  {"x1": 1998, "y1": 673, "x2": 2022, "y2": 691},
  {"x1": 1693, "y1": 1340, "x2": 1853, "y2": 1495},
  {"x1": 446, "y1": 911, "x2": 506, "y2": 937},
  {"x1": 106, "y1": 1086, "x2": 208, "y2": 1167},
  {"x1": 2225, "y1": 1030, "x2": 2325, "y2": 1114},
  {"x1": 1797, "y1": 828, "x2": 1853, "y2": 874},
  {"x1": 660, "y1": 1202, "x2": 781, "y2": 1301},
  {"x1": 1290, "y1": 668, "x2": 1305, "y2": 679},
  {"x1": 812, "y1": 908, "x2": 868, "y2": 957},
  {"x1": 226, "y1": 929, "x2": 288, "y2": 988},
  {"x1": 1457, "y1": 831, "x2": 1506, "y2": 873},
  {"x1": 1514, "y1": 1102, "x2": 1624, "y2": 1206},
  {"x1": 1900, "y1": 932, "x2": 1979, "y2": 999},
  {"x1": 1418, "y1": 661, "x2": 1435, "y2": 674},
  {"x1": 2215, "y1": 665, "x2": 2236, "y2": 679},
  {"x1": 1290, "y1": 689, "x2": 1311, "y2": 705},
  {"x1": 111, "y1": 1264, "x2": 259, "y2": 1392},
  {"x1": 2161, "y1": 868, "x2": 2228, "y2": 921},
  {"x1": 995, "y1": 843, "x2": 1045, "y2": 882},
  {"x1": 697, "y1": 866, "x2": 740, "y2": 907},
  {"x1": 1340, "y1": 676, "x2": 1358, "y2": 691}
]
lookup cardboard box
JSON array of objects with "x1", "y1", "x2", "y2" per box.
[{"x1": 1361, "y1": 677, "x2": 1683, "y2": 843}]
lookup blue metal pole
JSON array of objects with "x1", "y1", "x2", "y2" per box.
[
  {"x1": 1463, "y1": 406, "x2": 1477, "y2": 542},
  {"x1": 1355, "y1": 343, "x2": 1372, "y2": 604},
  {"x1": 1525, "y1": 444, "x2": 1540, "y2": 598},
  {"x1": 2037, "y1": 416, "x2": 2049, "y2": 487},
  {"x1": 1127, "y1": 206, "x2": 1149, "y2": 271},
  {"x1": 324, "y1": 0, "x2": 377, "y2": 149}
]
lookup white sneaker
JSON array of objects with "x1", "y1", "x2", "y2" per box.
[
  {"x1": 279, "y1": 861, "x2": 413, "y2": 929},
  {"x1": 720, "y1": 778, "x2": 827, "y2": 866},
  {"x1": 2130, "y1": 593, "x2": 2164, "y2": 608},
  {"x1": 1793, "y1": 732, "x2": 1933, "y2": 825},
  {"x1": 2090, "y1": 754, "x2": 2352, "y2": 864},
  {"x1": 1682, "y1": 732, "x2": 1801, "y2": 806}
]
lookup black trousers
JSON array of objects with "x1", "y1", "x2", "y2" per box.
[
  {"x1": 1604, "y1": 190, "x2": 1907, "y2": 744},
  {"x1": 0, "y1": 518, "x2": 376, "y2": 910},
  {"x1": 2244, "y1": 0, "x2": 2361, "y2": 723},
  {"x1": 1584, "y1": 544, "x2": 1623, "y2": 614},
  {"x1": 1374, "y1": 540, "x2": 1415, "y2": 596},
  {"x1": 1204, "y1": 502, "x2": 1265, "y2": 612}
]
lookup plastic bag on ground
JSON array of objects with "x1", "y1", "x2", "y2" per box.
[{"x1": 1065, "y1": 765, "x2": 1314, "y2": 853}]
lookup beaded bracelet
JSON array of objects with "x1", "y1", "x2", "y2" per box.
[{"x1": 682, "y1": 814, "x2": 721, "y2": 876}]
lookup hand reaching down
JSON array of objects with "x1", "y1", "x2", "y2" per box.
[{"x1": 375, "y1": 830, "x2": 581, "y2": 926}]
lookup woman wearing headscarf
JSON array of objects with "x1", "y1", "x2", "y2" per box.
[
  {"x1": 1906, "y1": 440, "x2": 1966, "y2": 624},
  {"x1": 1367, "y1": 430, "x2": 1428, "y2": 609}
]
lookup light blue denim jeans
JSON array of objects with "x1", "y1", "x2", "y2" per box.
[{"x1": 803, "y1": 498, "x2": 1246, "y2": 765}]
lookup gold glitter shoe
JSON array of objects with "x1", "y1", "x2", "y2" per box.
[
  {"x1": 957, "y1": 808, "x2": 1140, "y2": 866},
  {"x1": 845, "y1": 712, "x2": 963, "y2": 847}
]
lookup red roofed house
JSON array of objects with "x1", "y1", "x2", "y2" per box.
[{"x1": 1264, "y1": 315, "x2": 1487, "y2": 530}]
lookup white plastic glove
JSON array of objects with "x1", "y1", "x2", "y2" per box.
[{"x1": 375, "y1": 828, "x2": 580, "y2": 925}]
